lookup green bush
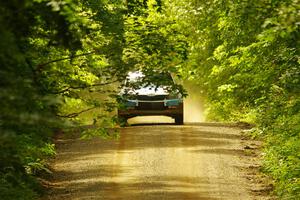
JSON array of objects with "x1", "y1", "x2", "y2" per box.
[
  {"x1": 162, "y1": 0, "x2": 300, "y2": 198},
  {"x1": 0, "y1": 176, "x2": 38, "y2": 200}
]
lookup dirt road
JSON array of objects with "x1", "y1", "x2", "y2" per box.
[{"x1": 43, "y1": 125, "x2": 272, "y2": 200}]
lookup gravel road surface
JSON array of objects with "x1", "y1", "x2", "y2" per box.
[{"x1": 43, "y1": 125, "x2": 272, "y2": 200}]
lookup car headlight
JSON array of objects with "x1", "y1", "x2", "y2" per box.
[
  {"x1": 164, "y1": 99, "x2": 182, "y2": 107},
  {"x1": 126, "y1": 100, "x2": 138, "y2": 107}
]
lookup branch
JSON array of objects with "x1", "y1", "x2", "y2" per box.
[
  {"x1": 56, "y1": 107, "x2": 97, "y2": 118},
  {"x1": 53, "y1": 80, "x2": 119, "y2": 94},
  {"x1": 36, "y1": 51, "x2": 96, "y2": 71}
]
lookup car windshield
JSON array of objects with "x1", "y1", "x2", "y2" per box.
[{"x1": 122, "y1": 71, "x2": 170, "y2": 96}]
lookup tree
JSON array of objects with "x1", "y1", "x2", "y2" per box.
[
  {"x1": 163, "y1": 0, "x2": 300, "y2": 198},
  {"x1": 0, "y1": 0, "x2": 127, "y2": 198}
]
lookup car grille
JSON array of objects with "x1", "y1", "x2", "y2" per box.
[
  {"x1": 137, "y1": 95, "x2": 168, "y2": 101},
  {"x1": 137, "y1": 101, "x2": 166, "y2": 110}
]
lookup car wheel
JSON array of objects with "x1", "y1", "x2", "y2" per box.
[
  {"x1": 174, "y1": 115, "x2": 183, "y2": 125},
  {"x1": 118, "y1": 116, "x2": 128, "y2": 127}
]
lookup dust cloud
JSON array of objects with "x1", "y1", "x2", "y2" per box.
[{"x1": 183, "y1": 80, "x2": 205, "y2": 123}]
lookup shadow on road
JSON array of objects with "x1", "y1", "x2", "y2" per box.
[{"x1": 45, "y1": 125, "x2": 251, "y2": 200}]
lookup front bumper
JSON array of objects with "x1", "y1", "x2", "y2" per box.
[{"x1": 118, "y1": 102, "x2": 183, "y2": 119}]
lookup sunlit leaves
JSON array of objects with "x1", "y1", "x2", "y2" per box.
[
  {"x1": 163, "y1": 0, "x2": 300, "y2": 197},
  {"x1": 0, "y1": 0, "x2": 127, "y2": 198}
]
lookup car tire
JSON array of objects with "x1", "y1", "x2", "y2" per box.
[
  {"x1": 174, "y1": 115, "x2": 183, "y2": 125},
  {"x1": 118, "y1": 116, "x2": 128, "y2": 127}
]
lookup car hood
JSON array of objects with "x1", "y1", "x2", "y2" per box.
[
  {"x1": 121, "y1": 85, "x2": 169, "y2": 96},
  {"x1": 132, "y1": 86, "x2": 169, "y2": 96}
]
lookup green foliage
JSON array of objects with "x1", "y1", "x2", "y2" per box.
[
  {"x1": 0, "y1": 0, "x2": 127, "y2": 199},
  {"x1": 1, "y1": 0, "x2": 187, "y2": 198},
  {"x1": 1, "y1": 0, "x2": 298, "y2": 199},
  {"x1": 163, "y1": 0, "x2": 299, "y2": 198},
  {"x1": 0, "y1": 176, "x2": 39, "y2": 200},
  {"x1": 122, "y1": 0, "x2": 188, "y2": 94}
]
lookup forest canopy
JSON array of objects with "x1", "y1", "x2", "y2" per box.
[{"x1": 0, "y1": 0, "x2": 299, "y2": 199}]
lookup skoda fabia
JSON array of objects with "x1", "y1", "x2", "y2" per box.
[{"x1": 118, "y1": 71, "x2": 183, "y2": 125}]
